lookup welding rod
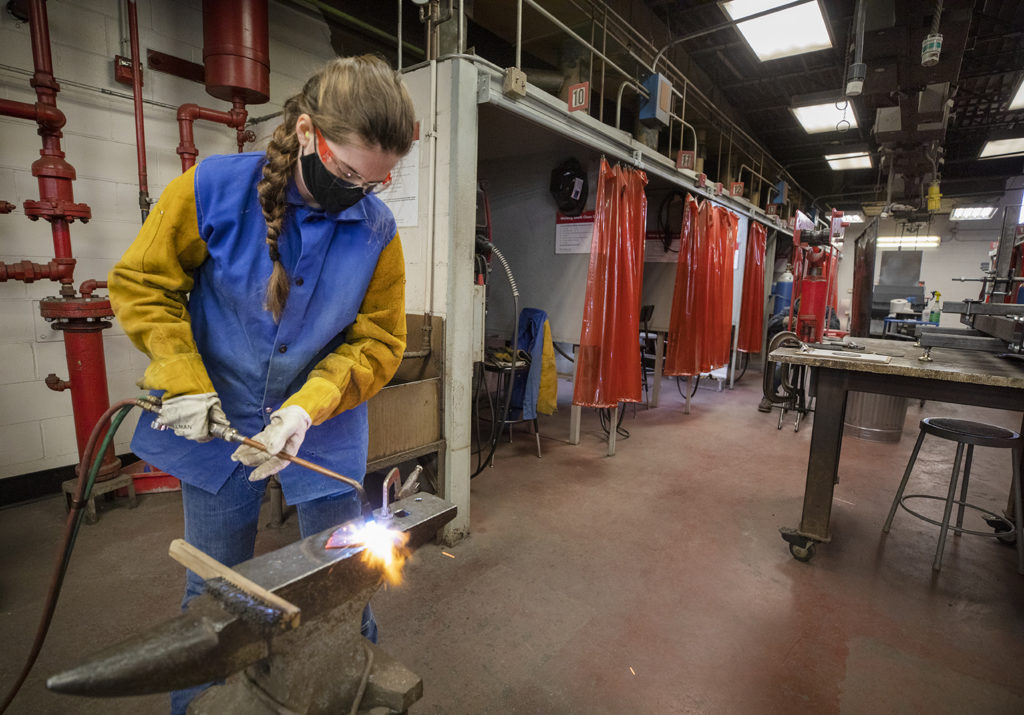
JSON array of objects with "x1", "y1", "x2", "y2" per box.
[
  {"x1": 135, "y1": 398, "x2": 372, "y2": 516},
  {"x1": 213, "y1": 425, "x2": 372, "y2": 517}
]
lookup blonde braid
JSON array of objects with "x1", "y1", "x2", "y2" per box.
[{"x1": 257, "y1": 101, "x2": 301, "y2": 322}]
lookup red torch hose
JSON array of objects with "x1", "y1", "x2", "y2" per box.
[{"x1": 0, "y1": 399, "x2": 140, "y2": 714}]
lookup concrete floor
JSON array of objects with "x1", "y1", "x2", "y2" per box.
[{"x1": 2, "y1": 374, "x2": 1024, "y2": 714}]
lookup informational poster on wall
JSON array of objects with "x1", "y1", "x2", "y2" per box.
[
  {"x1": 555, "y1": 210, "x2": 595, "y2": 254},
  {"x1": 378, "y1": 138, "x2": 420, "y2": 227},
  {"x1": 644, "y1": 230, "x2": 680, "y2": 263}
]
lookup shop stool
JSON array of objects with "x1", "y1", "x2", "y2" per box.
[
  {"x1": 62, "y1": 472, "x2": 137, "y2": 525},
  {"x1": 882, "y1": 417, "x2": 1023, "y2": 574}
]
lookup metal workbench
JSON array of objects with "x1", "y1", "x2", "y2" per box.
[{"x1": 770, "y1": 338, "x2": 1024, "y2": 561}]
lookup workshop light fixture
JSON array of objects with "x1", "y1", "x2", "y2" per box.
[
  {"x1": 1009, "y1": 76, "x2": 1024, "y2": 111},
  {"x1": 825, "y1": 151, "x2": 872, "y2": 170},
  {"x1": 791, "y1": 102, "x2": 859, "y2": 133},
  {"x1": 980, "y1": 138, "x2": 1024, "y2": 159},
  {"x1": 839, "y1": 211, "x2": 865, "y2": 223},
  {"x1": 721, "y1": 1, "x2": 832, "y2": 62},
  {"x1": 876, "y1": 235, "x2": 941, "y2": 249},
  {"x1": 950, "y1": 206, "x2": 997, "y2": 221}
]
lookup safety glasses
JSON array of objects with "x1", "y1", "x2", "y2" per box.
[{"x1": 313, "y1": 126, "x2": 392, "y2": 195}]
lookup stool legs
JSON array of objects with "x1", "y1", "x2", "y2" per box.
[
  {"x1": 955, "y1": 445, "x2": 974, "y2": 533},
  {"x1": 883, "y1": 429, "x2": 927, "y2": 533},
  {"x1": 933, "y1": 442, "x2": 966, "y2": 571},
  {"x1": 532, "y1": 419, "x2": 541, "y2": 459}
]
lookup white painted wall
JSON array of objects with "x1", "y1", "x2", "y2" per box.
[
  {"x1": 0, "y1": 0, "x2": 340, "y2": 479},
  {"x1": 479, "y1": 148, "x2": 600, "y2": 345}
]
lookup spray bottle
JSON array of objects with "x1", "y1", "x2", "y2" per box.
[{"x1": 927, "y1": 290, "x2": 942, "y2": 323}]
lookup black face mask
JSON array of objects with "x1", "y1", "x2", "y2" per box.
[{"x1": 299, "y1": 150, "x2": 366, "y2": 213}]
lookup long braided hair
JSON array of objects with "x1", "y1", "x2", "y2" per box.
[{"x1": 257, "y1": 55, "x2": 416, "y2": 322}]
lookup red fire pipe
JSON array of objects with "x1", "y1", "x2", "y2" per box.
[
  {"x1": 126, "y1": 0, "x2": 149, "y2": 224},
  {"x1": 0, "y1": 258, "x2": 75, "y2": 283},
  {"x1": 78, "y1": 279, "x2": 106, "y2": 298},
  {"x1": 0, "y1": 98, "x2": 64, "y2": 128},
  {"x1": 176, "y1": 99, "x2": 251, "y2": 171},
  {"x1": 0, "y1": 0, "x2": 120, "y2": 480},
  {"x1": 173, "y1": 0, "x2": 267, "y2": 172}
]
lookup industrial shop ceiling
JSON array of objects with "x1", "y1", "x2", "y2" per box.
[
  {"x1": 320, "y1": 0, "x2": 1022, "y2": 218},
  {"x1": 641, "y1": 0, "x2": 1024, "y2": 215}
]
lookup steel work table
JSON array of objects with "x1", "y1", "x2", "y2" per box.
[{"x1": 770, "y1": 338, "x2": 1024, "y2": 562}]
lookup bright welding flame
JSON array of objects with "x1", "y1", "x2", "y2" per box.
[{"x1": 348, "y1": 520, "x2": 410, "y2": 585}]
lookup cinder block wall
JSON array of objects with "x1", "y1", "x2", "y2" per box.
[{"x1": 0, "y1": 0, "x2": 337, "y2": 479}]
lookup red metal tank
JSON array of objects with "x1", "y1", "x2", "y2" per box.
[
  {"x1": 797, "y1": 277, "x2": 828, "y2": 343},
  {"x1": 202, "y1": 0, "x2": 269, "y2": 104}
]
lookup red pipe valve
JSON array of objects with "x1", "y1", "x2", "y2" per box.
[{"x1": 40, "y1": 294, "x2": 114, "y2": 332}]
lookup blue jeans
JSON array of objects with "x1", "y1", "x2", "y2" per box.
[{"x1": 170, "y1": 464, "x2": 377, "y2": 714}]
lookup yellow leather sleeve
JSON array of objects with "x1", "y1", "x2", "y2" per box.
[
  {"x1": 108, "y1": 167, "x2": 215, "y2": 398},
  {"x1": 282, "y1": 234, "x2": 407, "y2": 425},
  {"x1": 537, "y1": 319, "x2": 558, "y2": 415}
]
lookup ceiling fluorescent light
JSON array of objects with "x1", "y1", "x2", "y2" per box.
[
  {"x1": 950, "y1": 206, "x2": 997, "y2": 221},
  {"x1": 980, "y1": 138, "x2": 1024, "y2": 159},
  {"x1": 876, "y1": 235, "x2": 941, "y2": 249},
  {"x1": 721, "y1": 1, "x2": 832, "y2": 62},
  {"x1": 1009, "y1": 78, "x2": 1024, "y2": 111},
  {"x1": 825, "y1": 152, "x2": 872, "y2": 170},
  {"x1": 791, "y1": 103, "x2": 858, "y2": 133},
  {"x1": 839, "y1": 211, "x2": 864, "y2": 223}
]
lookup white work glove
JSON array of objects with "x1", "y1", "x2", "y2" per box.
[
  {"x1": 231, "y1": 405, "x2": 312, "y2": 482},
  {"x1": 152, "y1": 393, "x2": 230, "y2": 443}
]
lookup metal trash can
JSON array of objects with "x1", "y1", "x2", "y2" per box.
[{"x1": 844, "y1": 391, "x2": 908, "y2": 443}]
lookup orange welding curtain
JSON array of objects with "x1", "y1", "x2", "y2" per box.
[
  {"x1": 737, "y1": 221, "x2": 767, "y2": 353},
  {"x1": 664, "y1": 197, "x2": 739, "y2": 376},
  {"x1": 572, "y1": 159, "x2": 648, "y2": 408}
]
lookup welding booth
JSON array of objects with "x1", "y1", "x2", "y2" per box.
[{"x1": 474, "y1": 77, "x2": 784, "y2": 459}]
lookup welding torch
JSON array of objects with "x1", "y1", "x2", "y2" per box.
[{"x1": 135, "y1": 397, "x2": 373, "y2": 518}]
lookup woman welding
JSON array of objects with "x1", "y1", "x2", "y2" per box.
[{"x1": 108, "y1": 55, "x2": 415, "y2": 713}]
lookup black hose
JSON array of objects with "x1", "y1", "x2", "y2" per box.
[
  {"x1": 735, "y1": 352, "x2": 750, "y2": 381},
  {"x1": 657, "y1": 190, "x2": 687, "y2": 253},
  {"x1": 0, "y1": 400, "x2": 139, "y2": 714},
  {"x1": 762, "y1": 331, "x2": 802, "y2": 406},
  {"x1": 598, "y1": 405, "x2": 629, "y2": 439},
  {"x1": 676, "y1": 375, "x2": 701, "y2": 398}
]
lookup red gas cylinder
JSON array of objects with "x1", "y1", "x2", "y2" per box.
[
  {"x1": 202, "y1": 0, "x2": 269, "y2": 104},
  {"x1": 797, "y1": 277, "x2": 828, "y2": 343}
]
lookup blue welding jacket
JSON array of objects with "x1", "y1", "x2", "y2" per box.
[{"x1": 131, "y1": 152, "x2": 397, "y2": 504}]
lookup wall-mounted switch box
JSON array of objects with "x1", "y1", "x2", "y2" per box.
[{"x1": 503, "y1": 67, "x2": 527, "y2": 98}]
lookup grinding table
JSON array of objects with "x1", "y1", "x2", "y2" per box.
[{"x1": 770, "y1": 338, "x2": 1024, "y2": 562}]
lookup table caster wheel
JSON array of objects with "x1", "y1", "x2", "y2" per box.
[
  {"x1": 789, "y1": 541, "x2": 815, "y2": 562},
  {"x1": 983, "y1": 515, "x2": 1016, "y2": 545}
]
